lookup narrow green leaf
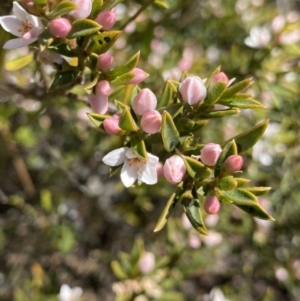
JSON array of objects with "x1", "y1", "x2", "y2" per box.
[
  {"x1": 222, "y1": 188, "x2": 257, "y2": 206},
  {"x1": 107, "y1": 51, "x2": 140, "y2": 78},
  {"x1": 161, "y1": 111, "x2": 180, "y2": 152},
  {"x1": 118, "y1": 107, "x2": 139, "y2": 132},
  {"x1": 68, "y1": 19, "x2": 101, "y2": 38},
  {"x1": 111, "y1": 260, "x2": 128, "y2": 280},
  {"x1": 244, "y1": 187, "x2": 271, "y2": 196},
  {"x1": 154, "y1": 193, "x2": 177, "y2": 232},
  {"x1": 49, "y1": 71, "x2": 80, "y2": 90},
  {"x1": 214, "y1": 140, "x2": 238, "y2": 177},
  {"x1": 49, "y1": 44, "x2": 76, "y2": 57},
  {"x1": 235, "y1": 178, "x2": 251, "y2": 187},
  {"x1": 90, "y1": 0, "x2": 103, "y2": 19},
  {"x1": 217, "y1": 176, "x2": 237, "y2": 191},
  {"x1": 131, "y1": 138, "x2": 148, "y2": 161},
  {"x1": 87, "y1": 113, "x2": 109, "y2": 127},
  {"x1": 157, "y1": 103, "x2": 183, "y2": 118},
  {"x1": 114, "y1": 99, "x2": 128, "y2": 112},
  {"x1": 219, "y1": 94, "x2": 266, "y2": 109},
  {"x1": 34, "y1": 0, "x2": 47, "y2": 7},
  {"x1": 220, "y1": 78, "x2": 254, "y2": 98},
  {"x1": 215, "y1": 187, "x2": 234, "y2": 203},
  {"x1": 83, "y1": 76, "x2": 99, "y2": 91},
  {"x1": 204, "y1": 81, "x2": 227, "y2": 105},
  {"x1": 5, "y1": 53, "x2": 33, "y2": 71},
  {"x1": 47, "y1": 1, "x2": 78, "y2": 19},
  {"x1": 158, "y1": 80, "x2": 178, "y2": 108},
  {"x1": 182, "y1": 156, "x2": 211, "y2": 180},
  {"x1": 236, "y1": 203, "x2": 275, "y2": 221},
  {"x1": 200, "y1": 108, "x2": 240, "y2": 118},
  {"x1": 111, "y1": 72, "x2": 135, "y2": 85},
  {"x1": 87, "y1": 31, "x2": 122, "y2": 54},
  {"x1": 177, "y1": 117, "x2": 195, "y2": 133},
  {"x1": 154, "y1": 0, "x2": 170, "y2": 9},
  {"x1": 223, "y1": 119, "x2": 269, "y2": 153},
  {"x1": 182, "y1": 199, "x2": 208, "y2": 235}
]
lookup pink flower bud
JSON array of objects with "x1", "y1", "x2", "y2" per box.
[
  {"x1": 132, "y1": 88, "x2": 157, "y2": 116},
  {"x1": 96, "y1": 80, "x2": 111, "y2": 96},
  {"x1": 49, "y1": 18, "x2": 72, "y2": 38},
  {"x1": 163, "y1": 155, "x2": 186, "y2": 184},
  {"x1": 103, "y1": 114, "x2": 121, "y2": 135},
  {"x1": 88, "y1": 94, "x2": 108, "y2": 114},
  {"x1": 138, "y1": 252, "x2": 155, "y2": 274},
  {"x1": 156, "y1": 162, "x2": 164, "y2": 179},
  {"x1": 222, "y1": 155, "x2": 244, "y2": 173},
  {"x1": 179, "y1": 76, "x2": 207, "y2": 105},
  {"x1": 97, "y1": 53, "x2": 114, "y2": 72},
  {"x1": 211, "y1": 72, "x2": 229, "y2": 85},
  {"x1": 204, "y1": 196, "x2": 221, "y2": 214},
  {"x1": 125, "y1": 68, "x2": 148, "y2": 85},
  {"x1": 188, "y1": 233, "x2": 201, "y2": 249},
  {"x1": 70, "y1": 0, "x2": 92, "y2": 19},
  {"x1": 95, "y1": 9, "x2": 116, "y2": 30},
  {"x1": 200, "y1": 143, "x2": 222, "y2": 166},
  {"x1": 140, "y1": 110, "x2": 162, "y2": 134}
]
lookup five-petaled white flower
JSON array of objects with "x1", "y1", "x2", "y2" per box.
[
  {"x1": 58, "y1": 284, "x2": 82, "y2": 301},
  {"x1": 102, "y1": 147, "x2": 159, "y2": 187},
  {"x1": 0, "y1": 2, "x2": 44, "y2": 49}
]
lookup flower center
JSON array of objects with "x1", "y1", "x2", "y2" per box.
[
  {"x1": 18, "y1": 19, "x2": 33, "y2": 35},
  {"x1": 128, "y1": 158, "x2": 146, "y2": 172}
]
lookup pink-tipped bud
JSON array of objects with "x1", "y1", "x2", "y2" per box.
[
  {"x1": 88, "y1": 94, "x2": 108, "y2": 114},
  {"x1": 138, "y1": 252, "x2": 155, "y2": 274},
  {"x1": 132, "y1": 88, "x2": 157, "y2": 116},
  {"x1": 49, "y1": 18, "x2": 72, "y2": 38},
  {"x1": 97, "y1": 53, "x2": 114, "y2": 72},
  {"x1": 179, "y1": 76, "x2": 207, "y2": 105},
  {"x1": 125, "y1": 68, "x2": 148, "y2": 85},
  {"x1": 96, "y1": 80, "x2": 111, "y2": 96},
  {"x1": 211, "y1": 72, "x2": 229, "y2": 85},
  {"x1": 204, "y1": 196, "x2": 220, "y2": 214},
  {"x1": 140, "y1": 110, "x2": 162, "y2": 134},
  {"x1": 222, "y1": 155, "x2": 244, "y2": 173},
  {"x1": 163, "y1": 155, "x2": 186, "y2": 185},
  {"x1": 200, "y1": 143, "x2": 222, "y2": 166},
  {"x1": 156, "y1": 162, "x2": 164, "y2": 179},
  {"x1": 70, "y1": 0, "x2": 92, "y2": 19},
  {"x1": 95, "y1": 9, "x2": 116, "y2": 30},
  {"x1": 103, "y1": 114, "x2": 121, "y2": 135}
]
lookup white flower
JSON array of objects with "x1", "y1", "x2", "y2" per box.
[
  {"x1": 102, "y1": 147, "x2": 159, "y2": 187},
  {"x1": 0, "y1": 2, "x2": 44, "y2": 49},
  {"x1": 58, "y1": 284, "x2": 82, "y2": 301},
  {"x1": 244, "y1": 26, "x2": 271, "y2": 48}
]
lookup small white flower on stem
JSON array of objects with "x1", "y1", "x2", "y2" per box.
[
  {"x1": 58, "y1": 284, "x2": 82, "y2": 301},
  {"x1": 102, "y1": 147, "x2": 159, "y2": 187},
  {"x1": 0, "y1": 2, "x2": 44, "y2": 49}
]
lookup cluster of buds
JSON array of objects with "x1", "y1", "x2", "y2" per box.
[{"x1": 0, "y1": 1, "x2": 274, "y2": 234}]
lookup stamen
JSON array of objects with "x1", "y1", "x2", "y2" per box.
[{"x1": 18, "y1": 19, "x2": 33, "y2": 35}]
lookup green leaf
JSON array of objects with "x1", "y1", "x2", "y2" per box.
[
  {"x1": 154, "y1": 0, "x2": 170, "y2": 8},
  {"x1": 114, "y1": 99, "x2": 129, "y2": 112},
  {"x1": 49, "y1": 71, "x2": 80, "y2": 90},
  {"x1": 177, "y1": 117, "x2": 195, "y2": 133},
  {"x1": 111, "y1": 72, "x2": 135, "y2": 85},
  {"x1": 157, "y1": 103, "x2": 183, "y2": 119},
  {"x1": 5, "y1": 53, "x2": 33, "y2": 71},
  {"x1": 47, "y1": 1, "x2": 78, "y2": 19},
  {"x1": 217, "y1": 176, "x2": 237, "y2": 191},
  {"x1": 244, "y1": 187, "x2": 271, "y2": 196},
  {"x1": 49, "y1": 44, "x2": 76, "y2": 57},
  {"x1": 235, "y1": 178, "x2": 251, "y2": 187},
  {"x1": 218, "y1": 94, "x2": 266, "y2": 109},
  {"x1": 154, "y1": 193, "x2": 177, "y2": 232},
  {"x1": 158, "y1": 80, "x2": 179, "y2": 108},
  {"x1": 118, "y1": 107, "x2": 139, "y2": 132},
  {"x1": 40, "y1": 189, "x2": 52, "y2": 213},
  {"x1": 87, "y1": 31, "x2": 122, "y2": 54},
  {"x1": 214, "y1": 139, "x2": 238, "y2": 177},
  {"x1": 182, "y1": 199, "x2": 208, "y2": 235},
  {"x1": 34, "y1": 0, "x2": 47, "y2": 7},
  {"x1": 90, "y1": 0, "x2": 103, "y2": 19},
  {"x1": 204, "y1": 81, "x2": 227, "y2": 105},
  {"x1": 181, "y1": 155, "x2": 211, "y2": 180},
  {"x1": 161, "y1": 111, "x2": 180, "y2": 152},
  {"x1": 111, "y1": 260, "x2": 128, "y2": 280},
  {"x1": 220, "y1": 78, "x2": 254, "y2": 98},
  {"x1": 107, "y1": 51, "x2": 140, "y2": 78},
  {"x1": 223, "y1": 119, "x2": 269, "y2": 153},
  {"x1": 131, "y1": 138, "x2": 148, "y2": 161},
  {"x1": 87, "y1": 113, "x2": 109, "y2": 127},
  {"x1": 236, "y1": 203, "x2": 275, "y2": 221},
  {"x1": 200, "y1": 108, "x2": 240, "y2": 118},
  {"x1": 68, "y1": 19, "x2": 101, "y2": 38}
]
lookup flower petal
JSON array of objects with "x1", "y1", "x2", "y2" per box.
[
  {"x1": 0, "y1": 16, "x2": 22, "y2": 37},
  {"x1": 88, "y1": 94, "x2": 108, "y2": 114},
  {"x1": 138, "y1": 153, "x2": 158, "y2": 185},
  {"x1": 59, "y1": 284, "x2": 72, "y2": 301},
  {"x1": 121, "y1": 159, "x2": 138, "y2": 187},
  {"x1": 102, "y1": 147, "x2": 128, "y2": 166},
  {"x1": 3, "y1": 37, "x2": 36, "y2": 49},
  {"x1": 13, "y1": 2, "x2": 27, "y2": 21},
  {"x1": 23, "y1": 27, "x2": 43, "y2": 40}
]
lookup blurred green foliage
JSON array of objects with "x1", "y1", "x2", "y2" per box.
[{"x1": 0, "y1": 0, "x2": 300, "y2": 300}]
